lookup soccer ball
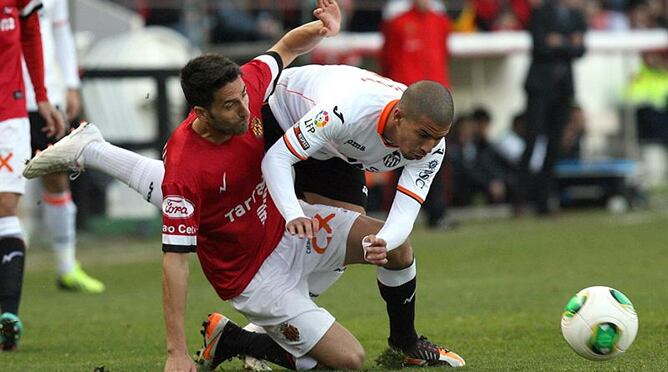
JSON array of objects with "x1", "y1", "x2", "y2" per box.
[{"x1": 560, "y1": 286, "x2": 638, "y2": 361}]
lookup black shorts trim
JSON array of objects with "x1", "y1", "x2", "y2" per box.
[
  {"x1": 28, "y1": 109, "x2": 78, "y2": 154},
  {"x1": 29, "y1": 111, "x2": 56, "y2": 154}
]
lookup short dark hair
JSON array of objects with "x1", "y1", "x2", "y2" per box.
[
  {"x1": 399, "y1": 81, "x2": 454, "y2": 129},
  {"x1": 180, "y1": 53, "x2": 241, "y2": 109}
]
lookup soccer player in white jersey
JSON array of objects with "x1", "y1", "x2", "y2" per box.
[
  {"x1": 260, "y1": 65, "x2": 453, "y2": 363},
  {"x1": 262, "y1": 65, "x2": 451, "y2": 251},
  {"x1": 22, "y1": 0, "x2": 104, "y2": 294}
]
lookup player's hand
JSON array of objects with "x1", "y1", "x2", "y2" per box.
[
  {"x1": 37, "y1": 101, "x2": 66, "y2": 139},
  {"x1": 65, "y1": 89, "x2": 82, "y2": 121},
  {"x1": 362, "y1": 235, "x2": 388, "y2": 266},
  {"x1": 286, "y1": 216, "x2": 320, "y2": 239},
  {"x1": 313, "y1": 0, "x2": 341, "y2": 37},
  {"x1": 570, "y1": 33, "x2": 584, "y2": 47},
  {"x1": 164, "y1": 353, "x2": 196, "y2": 372},
  {"x1": 488, "y1": 179, "x2": 506, "y2": 203},
  {"x1": 546, "y1": 32, "x2": 563, "y2": 48}
]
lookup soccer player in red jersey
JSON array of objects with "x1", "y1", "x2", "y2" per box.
[
  {"x1": 0, "y1": 0, "x2": 64, "y2": 351},
  {"x1": 23, "y1": 2, "x2": 465, "y2": 369}
]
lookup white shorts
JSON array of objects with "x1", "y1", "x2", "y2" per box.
[
  {"x1": 0, "y1": 118, "x2": 31, "y2": 194},
  {"x1": 231, "y1": 202, "x2": 360, "y2": 357}
]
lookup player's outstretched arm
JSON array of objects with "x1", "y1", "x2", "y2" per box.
[
  {"x1": 268, "y1": 0, "x2": 340, "y2": 67},
  {"x1": 162, "y1": 252, "x2": 196, "y2": 372},
  {"x1": 375, "y1": 191, "x2": 422, "y2": 252}
]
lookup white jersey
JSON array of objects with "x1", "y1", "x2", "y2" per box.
[
  {"x1": 22, "y1": 0, "x2": 80, "y2": 110},
  {"x1": 263, "y1": 65, "x2": 446, "y2": 251}
]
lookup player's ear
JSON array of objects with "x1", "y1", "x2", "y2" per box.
[
  {"x1": 393, "y1": 106, "x2": 404, "y2": 123},
  {"x1": 193, "y1": 106, "x2": 209, "y2": 122}
]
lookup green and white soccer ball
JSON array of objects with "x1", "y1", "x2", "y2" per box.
[{"x1": 561, "y1": 286, "x2": 638, "y2": 361}]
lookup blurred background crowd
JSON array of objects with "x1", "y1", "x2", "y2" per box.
[
  {"x1": 118, "y1": 0, "x2": 668, "y2": 39},
  {"x1": 24, "y1": 0, "x2": 668, "y2": 234}
]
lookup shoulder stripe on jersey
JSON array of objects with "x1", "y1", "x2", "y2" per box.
[
  {"x1": 20, "y1": 0, "x2": 43, "y2": 18},
  {"x1": 397, "y1": 185, "x2": 424, "y2": 204},
  {"x1": 377, "y1": 100, "x2": 400, "y2": 148},
  {"x1": 254, "y1": 52, "x2": 284, "y2": 101},
  {"x1": 162, "y1": 234, "x2": 197, "y2": 246},
  {"x1": 283, "y1": 134, "x2": 307, "y2": 161}
]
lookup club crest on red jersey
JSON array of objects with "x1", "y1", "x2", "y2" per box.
[{"x1": 251, "y1": 117, "x2": 263, "y2": 137}]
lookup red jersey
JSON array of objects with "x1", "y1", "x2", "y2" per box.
[
  {"x1": 472, "y1": 0, "x2": 531, "y2": 30},
  {"x1": 380, "y1": 6, "x2": 451, "y2": 86},
  {"x1": 161, "y1": 54, "x2": 285, "y2": 300},
  {"x1": 0, "y1": 0, "x2": 47, "y2": 121}
]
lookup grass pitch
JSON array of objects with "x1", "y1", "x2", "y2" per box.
[{"x1": 2, "y1": 208, "x2": 667, "y2": 371}]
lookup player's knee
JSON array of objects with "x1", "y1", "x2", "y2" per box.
[
  {"x1": 322, "y1": 340, "x2": 365, "y2": 369},
  {"x1": 0, "y1": 193, "x2": 19, "y2": 217},
  {"x1": 338, "y1": 345, "x2": 365, "y2": 370},
  {"x1": 385, "y1": 240, "x2": 414, "y2": 269}
]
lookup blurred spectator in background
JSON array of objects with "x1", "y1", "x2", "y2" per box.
[
  {"x1": 137, "y1": 0, "x2": 183, "y2": 29},
  {"x1": 559, "y1": 105, "x2": 587, "y2": 159},
  {"x1": 643, "y1": 0, "x2": 668, "y2": 28},
  {"x1": 447, "y1": 0, "x2": 479, "y2": 32},
  {"x1": 210, "y1": 0, "x2": 282, "y2": 43},
  {"x1": 495, "y1": 111, "x2": 527, "y2": 167},
  {"x1": 625, "y1": 51, "x2": 668, "y2": 144},
  {"x1": 383, "y1": 0, "x2": 445, "y2": 22},
  {"x1": 22, "y1": 0, "x2": 105, "y2": 293},
  {"x1": 519, "y1": 0, "x2": 586, "y2": 215},
  {"x1": 348, "y1": 0, "x2": 384, "y2": 31},
  {"x1": 447, "y1": 115, "x2": 509, "y2": 206},
  {"x1": 471, "y1": 0, "x2": 533, "y2": 31},
  {"x1": 628, "y1": 0, "x2": 668, "y2": 29},
  {"x1": 380, "y1": 0, "x2": 452, "y2": 85},
  {"x1": 379, "y1": 0, "x2": 453, "y2": 229},
  {"x1": 625, "y1": 0, "x2": 668, "y2": 144},
  {"x1": 584, "y1": 0, "x2": 630, "y2": 30}
]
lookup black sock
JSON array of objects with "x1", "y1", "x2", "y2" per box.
[
  {"x1": 0, "y1": 238, "x2": 26, "y2": 315},
  {"x1": 219, "y1": 325, "x2": 296, "y2": 369},
  {"x1": 378, "y1": 276, "x2": 419, "y2": 350}
]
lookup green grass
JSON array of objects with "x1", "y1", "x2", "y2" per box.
[{"x1": 3, "y1": 208, "x2": 668, "y2": 371}]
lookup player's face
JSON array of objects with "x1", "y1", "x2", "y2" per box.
[
  {"x1": 206, "y1": 77, "x2": 250, "y2": 135},
  {"x1": 397, "y1": 115, "x2": 449, "y2": 160}
]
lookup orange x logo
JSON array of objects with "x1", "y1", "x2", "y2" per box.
[
  {"x1": 0, "y1": 153, "x2": 13, "y2": 172},
  {"x1": 311, "y1": 213, "x2": 335, "y2": 254}
]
